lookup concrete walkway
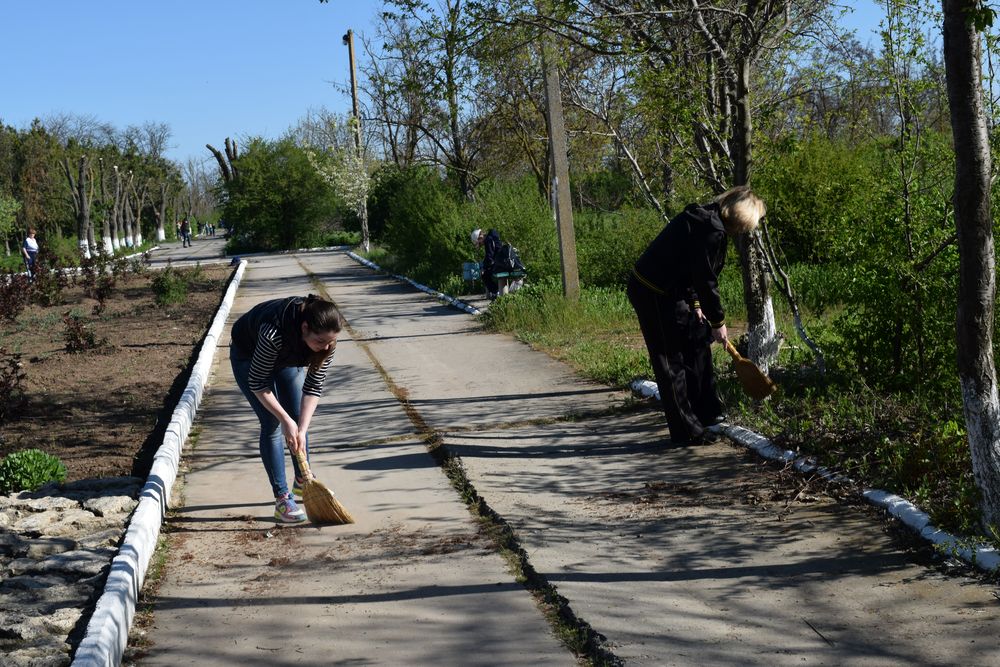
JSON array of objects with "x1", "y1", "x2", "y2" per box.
[{"x1": 140, "y1": 250, "x2": 1000, "y2": 666}]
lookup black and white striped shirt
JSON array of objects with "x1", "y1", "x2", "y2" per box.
[
  {"x1": 231, "y1": 297, "x2": 335, "y2": 397},
  {"x1": 247, "y1": 322, "x2": 333, "y2": 396}
]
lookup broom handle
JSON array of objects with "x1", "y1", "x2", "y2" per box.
[
  {"x1": 724, "y1": 339, "x2": 743, "y2": 361},
  {"x1": 292, "y1": 450, "x2": 314, "y2": 480}
]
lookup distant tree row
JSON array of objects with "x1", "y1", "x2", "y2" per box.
[{"x1": 0, "y1": 116, "x2": 211, "y2": 263}]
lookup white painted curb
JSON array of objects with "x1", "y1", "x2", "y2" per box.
[
  {"x1": 345, "y1": 251, "x2": 483, "y2": 316},
  {"x1": 629, "y1": 379, "x2": 1000, "y2": 573},
  {"x1": 72, "y1": 260, "x2": 248, "y2": 667}
]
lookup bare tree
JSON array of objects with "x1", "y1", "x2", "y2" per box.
[
  {"x1": 62, "y1": 154, "x2": 93, "y2": 258},
  {"x1": 361, "y1": 27, "x2": 427, "y2": 168},
  {"x1": 96, "y1": 158, "x2": 115, "y2": 255},
  {"x1": 380, "y1": 0, "x2": 484, "y2": 197},
  {"x1": 563, "y1": 53, "x2": 667, "y2": 218},
  {"x1": 112, "y1": 167, "x2": 133, "y2": 250},
  {"x1": 206, "y1": 137, "x2": 239, "y2": 184},
  {"x1": 44, "y1": 113, "x2": 115, "y2": 147},
  {"x1": 942, "y1": 0, "x2": 1000, "y2": 527}
]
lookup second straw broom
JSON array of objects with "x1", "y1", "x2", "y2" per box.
[
  {"x1": 724, "y1": 339, "x2": 777, "y2": 400},
  {"x1": 293, "y1": 451, "x2": 355, "y2": 525}
]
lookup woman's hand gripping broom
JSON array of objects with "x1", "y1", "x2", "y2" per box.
[{"x1": 293, "y1": 451, "x2": 355, "y2": 525}]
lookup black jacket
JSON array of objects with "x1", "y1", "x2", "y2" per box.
[
  {"x1": 633, "y1": 202, "x2": 728, "y2": 327},
  {"x1": 481, "y1": 229, "x2": 502, "y2": 277}
]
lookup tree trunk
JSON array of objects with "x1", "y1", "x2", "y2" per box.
[
  {"x1": 942, "y1": 0, "x2": 1000, "y2": 528},
  {"x1": 155, "y1": 183, "x2": 168, "y2": 242},
  {"x1": 732, "y1": 56, "x2": 779, "y2": 371},
  {"x1": 111, "y1": 168, "x2": 122, "y2": 252},
  {"x1": 98, "y1": 160, "x2": 113, "y2": 255},
  {"x1": 63, "y1": 155, "x2": 92, "y2": 259}
]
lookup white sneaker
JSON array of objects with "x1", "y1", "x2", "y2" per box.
[{"x1": 274, "y1": 496, "x2": 306, "y2": 523}]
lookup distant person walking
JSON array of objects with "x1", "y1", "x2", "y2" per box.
[
  {"x1": 229, "y1": 295, "x2": 342, "y2": 523},
  {"x1": 180, "y1": 218, "x2": 192, "y2": 247},
  {"x1": 628, "y1": 186, "x2": 766, "y2": 446},
  {"x1": 22, "y1": 228, "x2": 39, "y2": 279}
]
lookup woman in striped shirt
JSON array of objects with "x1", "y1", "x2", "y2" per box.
[{"x1": 230, "y1": 295, "x2": 341, "y2": 523}]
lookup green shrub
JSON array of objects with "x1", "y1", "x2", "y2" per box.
[
  {"x1": 326, "y1": 230, "x2": 361, "y2": 246},
  {"x1": 152, "y1": 266, "x2": 189, "y2": 305},
  {"x1": 380, "y1": 166, "x2": 466, "y2": 288},
  {"x1": 574, "y1": 208, "x2": 664, "y2": 288},
  {"x1": 218, "y1": 137, "x2": 342, "y2": 252},
  {"x1": 0, "y1": 449, "x2": 67, "y2": 494}
]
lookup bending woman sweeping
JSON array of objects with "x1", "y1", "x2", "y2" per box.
[
  {"x1": 229, "y1": 294, "x2": 341, "y2": 523},
  {"x1": 628, "y1": 186, "x2": 765, "y2": 446}
]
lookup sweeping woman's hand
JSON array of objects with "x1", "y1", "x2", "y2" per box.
[
  {"x1": 290, "y1": 430, "x2": 308, "y2": 456},
  {"x1": 712, "y1": 324, "x2": 729, "y2": 344},
  {"x1": 282, "y1": 420, "x2": 302, "y2": 454}
]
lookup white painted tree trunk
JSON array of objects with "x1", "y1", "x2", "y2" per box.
[
  {"x1": 156, "y1": 226, "x2": 165, "y2": 242},
  {"x1": 102, "y1": 236, "x2": 113, "y2": 256},
  {"x1": 943, "y1": 0, "x2": 1000, "y2": 527},
  {"x1": 746, "y1": 294, "x2": 779, "y2": 374},
  {"x1": 77, "y1": 239, "x2": 91, "y2": 260},
  {"x1": 961, "y1": 379, "x2": 1000, "y2": 525}
]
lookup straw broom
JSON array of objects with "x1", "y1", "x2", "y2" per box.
[
  {"x1": 293, "y1": 451, "x2": 354, "y2": 525},
  {"x1": 724, "y1": 340, "x2": 777, "y2": 400}
]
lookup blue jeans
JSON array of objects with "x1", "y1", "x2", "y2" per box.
[{"x1": 230, "y1": 347, "x2": 309, "y2": 498}]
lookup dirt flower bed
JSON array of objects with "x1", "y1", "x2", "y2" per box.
[{"x1": 0, "y1": 263, "x2": 234, "y2": 481}]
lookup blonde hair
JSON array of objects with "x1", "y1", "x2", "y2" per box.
[{"x1": 715, "y1": 186, "x2": 765, "y2": 235}]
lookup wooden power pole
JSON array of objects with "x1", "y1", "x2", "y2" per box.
[
  {"x1": 343, "y1": 28, "x2": 370, "y2": 252},
  {"x1": 542, "y1": 36, "x2": 580, "y2": 301}
]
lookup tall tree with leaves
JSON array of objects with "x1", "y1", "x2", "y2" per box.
[
  {"x1": 381, "y1": 0, "x2": 483, "y2": 198},
  {"x1": 942, "y1": 0, "x2": 1000, "y2": 528}
]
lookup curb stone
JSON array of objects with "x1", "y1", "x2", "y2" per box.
[
  {"x1": 70, "y1": 260, "x2": 248, "y2": 667},
  {"x1": 345, "y1": 251, "x2": 483, "y2": 316}
]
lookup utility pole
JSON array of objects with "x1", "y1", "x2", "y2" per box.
[
  {"x1": 541, "y1": 34, "x2": 580, "y2": 301},
  {"x1": 342, "y1": 28, "x2": 370, "y2": 251},
  {"x1": 343, "y1": 29, "x2": 362, "y2": 153}
]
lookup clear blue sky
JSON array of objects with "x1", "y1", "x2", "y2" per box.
[
  {"x1": 1, "y1": 0, "x2": 382, "y2": 167},
  {"x1": 2, "y1": 1, "x2": 884, "y2": 171}
]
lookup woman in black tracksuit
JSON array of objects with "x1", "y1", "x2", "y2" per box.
[{"x1": 628, "y1": 186, "x2": 765, "y2": 445}]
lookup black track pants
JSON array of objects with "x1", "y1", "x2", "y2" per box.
[{"x1": 627, "y1": 275, "x2": 722, "y2": 442}]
